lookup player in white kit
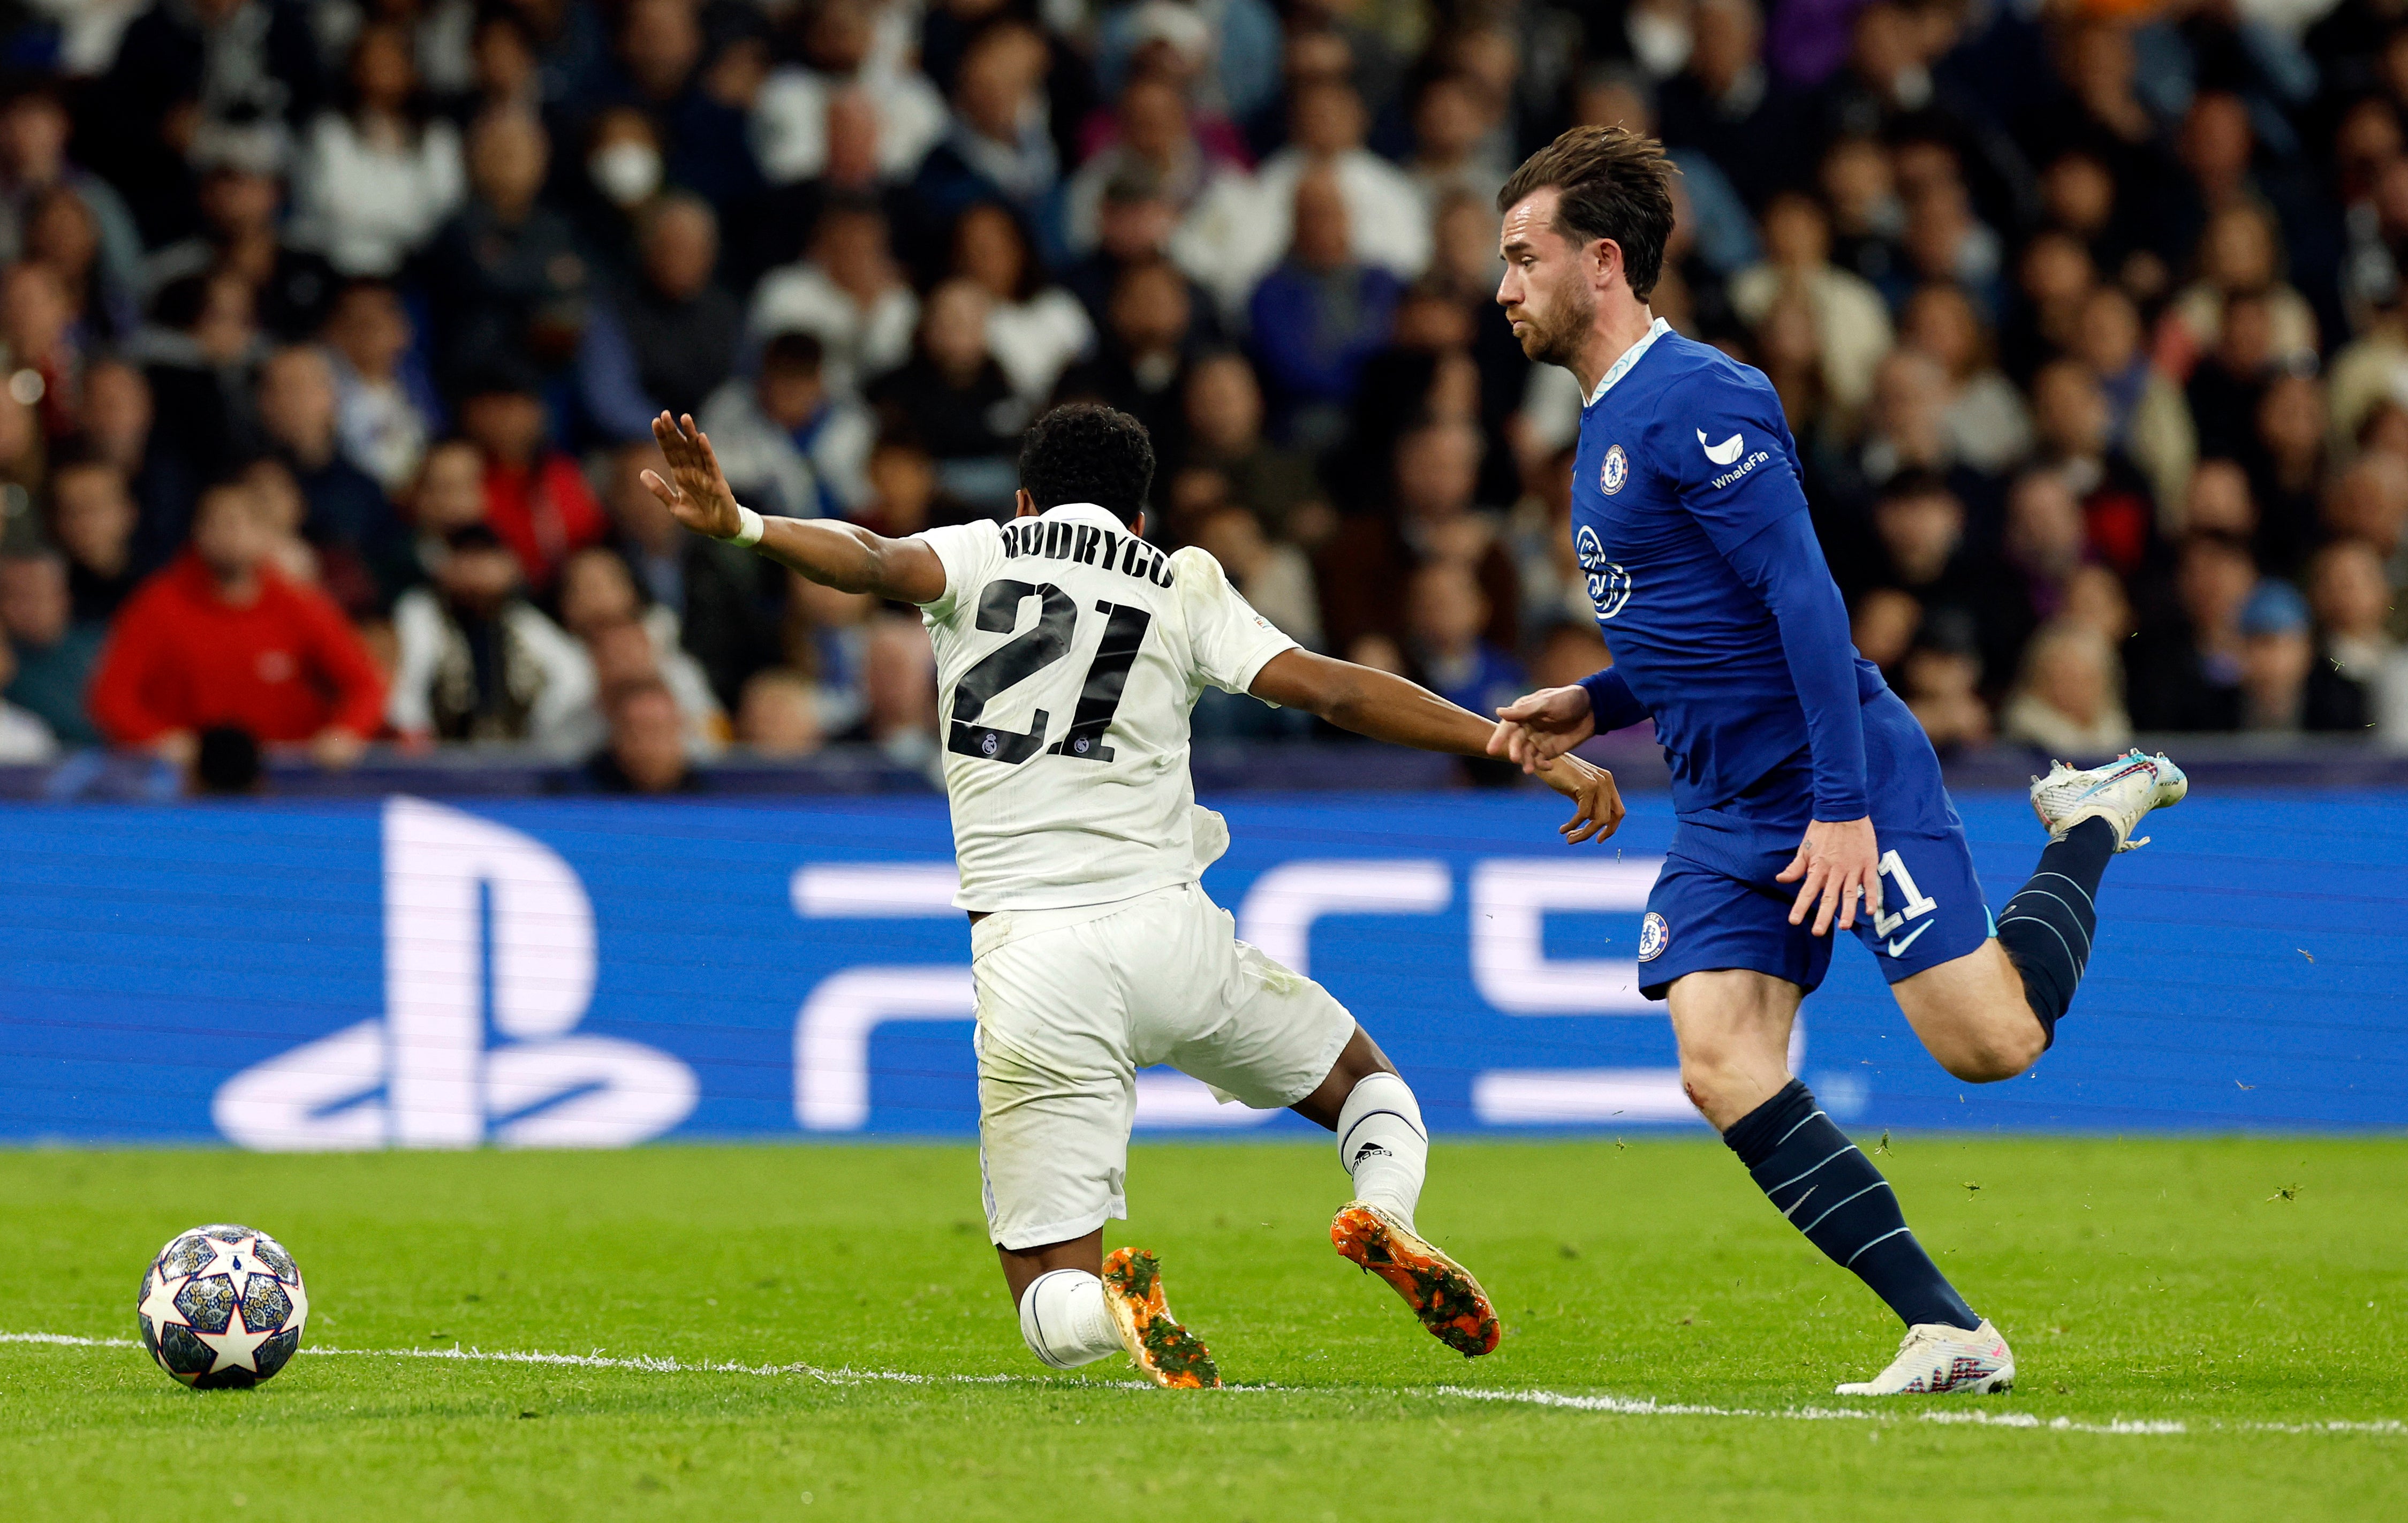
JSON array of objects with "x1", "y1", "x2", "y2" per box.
[{"x1": 646, "y1": 404, "x2": 1623, "y2": 1386}]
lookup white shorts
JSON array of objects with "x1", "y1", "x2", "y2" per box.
[{"x1": 971, "y1": 880, "x2": 1356, "y2": 1251}]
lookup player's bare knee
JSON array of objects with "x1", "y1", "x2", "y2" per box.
[
  {"x1": 1676, "y1": 1053, "x2": 1754, "y2": 1124},
  {"x1": 1936, "y1": 1021, "x2": 2044, "y2": 1084}
]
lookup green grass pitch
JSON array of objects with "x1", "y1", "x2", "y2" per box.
[{"x1": 4, "y1": 1136, "x2": 2403, "y2": 1520}]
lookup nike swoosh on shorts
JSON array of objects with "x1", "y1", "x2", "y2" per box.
[{"x1": 1884, "y1": 922, "x2": 1934, "y2": 959}]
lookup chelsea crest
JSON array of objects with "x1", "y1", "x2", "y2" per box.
[
  {"x1": 1600, "y1": 443, "x2": 1629, "y2": 495},
  {"x1": 1638, "y1": 912, "x2": 1669, "y2": 961}
]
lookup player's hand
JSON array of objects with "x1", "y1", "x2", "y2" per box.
[
  {"x1": 1776, "y1": 816, "x2": 1882, "y2": 936},
  {"x1": 1531, "y1": 751, "x2": 1623, "y2": 843},
  {"x1": 1487, "y1": 685, "x2": 1594, "y2": 773},
  {"x1": 641, "y1": 411, "x2": 743, "y2": 540}
]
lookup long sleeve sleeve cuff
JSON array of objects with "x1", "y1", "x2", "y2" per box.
[{"x1": 1577, "y1": 666, "x2": 1650, "y2": 736}]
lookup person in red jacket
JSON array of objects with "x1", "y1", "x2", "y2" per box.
[
  {"x1": 458, "y1": 382, "x2": 608, "y2": 593},
  {"x1": 89, "y1": 479, "x2": 387, "y2": 769}
]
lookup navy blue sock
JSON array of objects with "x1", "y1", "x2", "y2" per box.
[
  {"x1": 1723, "y1": 1080, "x2": 1980, "y2": 1331},
  {"x1": 1996, "y1": 817, "x2": 2116, "y2": 1049}
]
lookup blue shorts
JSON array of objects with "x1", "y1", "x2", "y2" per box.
[{"x1": 1637, "y1": 691, "x2": 1994, "y2": 1000}]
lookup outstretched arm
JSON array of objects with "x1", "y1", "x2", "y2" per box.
[
  {"x1": 642, "y1": 412, "x2": 946, "y2": 604},
  {"x1": 1250, "y1": 647, "x2": 1622, "y2": 843}
]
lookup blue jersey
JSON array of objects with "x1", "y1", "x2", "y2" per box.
[{"x1": 1570, "y1": 321, "x2": 1887, "y2": 821}]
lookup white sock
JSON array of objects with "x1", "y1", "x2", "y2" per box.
[
  {"x1": 1017, "y1": 1268, "x2": 1120, "y2": 1369},
  {"x1": 1336, "y1": 1071, "x2": 1427, "y2": 1233}
]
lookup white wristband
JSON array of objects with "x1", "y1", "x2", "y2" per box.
[{"x1": 721, "y1": 504, "x2": 764, "y2": 549}]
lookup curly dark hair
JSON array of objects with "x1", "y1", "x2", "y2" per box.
[{"x1": 1017, "y1": 403, "x2": 1155, "y2": 526}]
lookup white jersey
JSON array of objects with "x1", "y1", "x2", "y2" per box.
[{"x1": 913, "y1": 502, "x2": 1298, "y2": 911}]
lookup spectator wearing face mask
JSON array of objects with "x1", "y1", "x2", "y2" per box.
[
  {"x1": 88, "y1": 481, "x2": 385, "y2": 768},
  {"x1": 581, "y1": 108, "x2": 665, "y2": 249},
  {"x1": 578, "y1": 0, "x2": 766, "y2": 218}
]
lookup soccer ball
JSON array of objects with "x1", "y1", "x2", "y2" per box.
[{"x1": 135, "y1": 1224, "x2": 309, "y2": 1389}]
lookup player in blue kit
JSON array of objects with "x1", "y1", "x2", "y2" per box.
[{"x1": 1481, "y1": 128, "x2": 2190, "y2": 1396}]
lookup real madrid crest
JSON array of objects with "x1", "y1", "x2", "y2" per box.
[{"x1": 1601, "y1": 443, "x2": 1629, "y2": 495}]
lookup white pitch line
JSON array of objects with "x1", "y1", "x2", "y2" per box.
[
  {"x1": 0, "y1": 1330, "x2": 1097, "y2": 1389},
  {"x1": 10, "y1": 1331, "x2": 2400, "y2": 1436},
  {"x1": 1434, "y1": 1384, "x2": 2406, "y2": 1437}
]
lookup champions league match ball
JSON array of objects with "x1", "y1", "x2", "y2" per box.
[{"x1": 135, "y1": 1225, "x2": 309, "y2": 1389}]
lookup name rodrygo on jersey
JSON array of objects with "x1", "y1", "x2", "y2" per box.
[{"x1": 913, "y1": 502, "x2": 1299, "y2": 911}]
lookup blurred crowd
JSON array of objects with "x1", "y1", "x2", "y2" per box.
[{"x1": 2, "y1": 0, "x2": 2407, "y2": 793}]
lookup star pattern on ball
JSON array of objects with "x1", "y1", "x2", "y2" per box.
[
  {"x1": 193, "y1": 1301, "x2": 276, "y2": 1375},
  {"x1": 138, "y1": 1267, "x2": 192, "y2": 1332},
  {"x1": 281, "y1": 1271, "x2": 310, "y2": 1332},
  {"x1": 185, "y1": 1232, "x2": 267, "y2": 1299}
]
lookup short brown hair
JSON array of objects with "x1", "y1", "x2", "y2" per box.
[{"x1": 1496, "y1": 126, "x2": 1677, "y2": 301}]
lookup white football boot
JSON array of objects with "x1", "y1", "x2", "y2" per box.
[
  {"x1": 1835, "y1": 1320, "x2": 2015, "y2": 1396},
  {"x1": 2029, "y1": 748, "x2": 2188, "y2": 852}
]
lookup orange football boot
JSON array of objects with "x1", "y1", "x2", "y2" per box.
[
  {"x1": 1331, "y1": 1202, "x2": 1500, "y2": 1357},
  {"x1": 1101, "y1": 1247, "x2": 1221, "y2": 1388}
]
